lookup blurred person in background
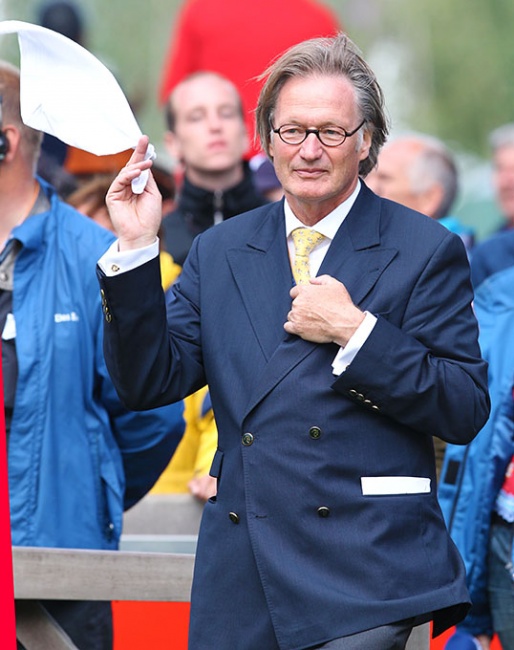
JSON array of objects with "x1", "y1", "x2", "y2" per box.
[
  {"x1": 440, "y1": 262, "x2": 514, "y2": 650},
  {"x1": 161, "y1": 71, "x2": 267, "y2": 266},
  {"x1": 368, "y1": 133, "x2": 474, "y2": 254},
  {"x1": 490, "y1": 123, "x2": 514, "y2": 232},
  {"x1": 470, "y1": 124, "x2": 514, "y2": 290},
  {"x1": 0, "y1": 61, "x2": 184, "y2": 650},
  {"x1": 154, "y1": 71, "x2": 268, "y2": 502},
  {"x1": 158, "y1": 0, "x2": 341, "y2": 158},
  {"x1": 35, "y1": 0, "x2": 133, "y2": 196}
]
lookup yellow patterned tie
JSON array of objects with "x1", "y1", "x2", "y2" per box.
[{"x1": 291, "y1": 227, "x2": 326, "y2": 285}]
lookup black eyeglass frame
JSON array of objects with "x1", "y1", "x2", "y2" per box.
[{"x1": 272, "y1": 119, "x2": 366, "y2": 147}]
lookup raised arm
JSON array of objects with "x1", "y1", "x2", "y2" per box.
[{"x1": 106, "y1": 135, "x2": 162, "y2": 251}]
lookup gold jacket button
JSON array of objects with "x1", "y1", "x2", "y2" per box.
[
  {"x1": 309, "y1": 426, "x2": 322, "y2": 440},
  {"x1": 242, "y1": 432, "x2": 254, "y2": 446},
  {"x1": 228, "y1": 512, "x2": 240, "y2": 524}
]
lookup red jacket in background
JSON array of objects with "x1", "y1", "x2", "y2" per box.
[{"x1": 158, "y1": 0, "x2": 341, "y2": 157}]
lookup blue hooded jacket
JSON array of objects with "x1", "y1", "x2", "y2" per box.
[
  {"x1": 7, "y1": 180, "x2": 184, "y2": 550},
  {"x1": 439, "y1": 265, "x2": 514, "y2": 637}
]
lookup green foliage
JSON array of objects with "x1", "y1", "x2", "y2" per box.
[
  {"x1": 342, "y1": 0, "x2": 514, "y2": 156},
  {"x1": 3, "y1": 0, "x2": 513, "y2": 157}
]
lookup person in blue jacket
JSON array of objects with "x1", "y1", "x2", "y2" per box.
[
  {"x1": 439, "y1": 265, "x2": 514, "y2": 650},
  {"x1": 0, "y1": 62, "x2": 184, "y2": 650}
]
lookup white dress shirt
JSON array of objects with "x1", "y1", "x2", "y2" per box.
[{"x1": 98, "y1": 180, "x2": 376, "y2": 375}]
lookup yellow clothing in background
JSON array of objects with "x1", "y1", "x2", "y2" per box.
[
  {"x1": 160, "y1": 250, "x2": 181, "y2": 291},
  {"x1": 151, "y1": 385, "x2": 217, "y2": 493}
]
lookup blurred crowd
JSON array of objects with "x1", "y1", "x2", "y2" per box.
[{"x1": 2, "y1": 1, "x2": 514, "y2": 649}]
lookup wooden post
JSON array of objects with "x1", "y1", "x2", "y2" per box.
[{"x1": 0, "y1": 346, "x2": 16, "y2": 648}]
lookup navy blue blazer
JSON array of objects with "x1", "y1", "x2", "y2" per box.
[{"x1": 99, "y1": 184, "x2": 490, "y2": 650}]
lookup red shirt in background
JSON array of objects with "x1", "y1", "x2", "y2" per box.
[{"x1": 158, "y1": 0, "x2": 341, "y2": 158}]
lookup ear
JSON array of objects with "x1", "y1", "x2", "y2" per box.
[
  {"x1": 240, "y1": 125, "x2": 250, "y2": 158},
  {"x1": 417, "y1": 183, "x2": 445, "y2": 220},
  {"x1": 268, "y1": 133, "x2": 275, "y2": 162},
  {"x1": 163, "y1": 130, "x2": 183, "y2": 163},
  {"x1": 358, "y1": 128, "x2": 372, "y2": 162},
  {"x1": 0, "y1": 126, "x2": 21, "y2": 164}
]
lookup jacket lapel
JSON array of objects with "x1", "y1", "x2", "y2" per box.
[
  {"x1": 230, "y1": 186, "x2": 398, "y2": 419},
  {"x1": 226, "y1": 201, "x2": 293, "y2": 361},
  {"x1": 319, "y1": 183, "x2": 398, "y2": 307}
]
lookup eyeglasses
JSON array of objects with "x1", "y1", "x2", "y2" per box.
[{"x1": 272, "y1": 120, "x2": 365, "y2": 147}]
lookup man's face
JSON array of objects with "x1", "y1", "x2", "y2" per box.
[
  {"x1": 268, "y1": 74, "x2": 371, "y2": 224},
  {"x1": 167, "y1": 75, "x2": 248, "y2": 176},
  {"x1": 367, "y1": 141, "x2": 416, "y2": 204},
  {"x1": 493, "y1": 144, "x2": 514, "y2": 225},
  {"x1": 367, "y1": 140, "x2": 430, "y2": 215}
]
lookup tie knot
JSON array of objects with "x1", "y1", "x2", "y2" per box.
[
  {"x1": 291, "y1": 227, "x2": 325, "y2": 258},
  {"x1": 290, "y1": 227, "x2": 326, "y2": 285}
]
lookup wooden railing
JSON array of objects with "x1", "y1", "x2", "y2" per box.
[
  {"x1": 13, "y1": 546, "x2": 195, "y2": 649},
  {"x1": 13, "y1": 494, "x2": 429, "y2": 650}
]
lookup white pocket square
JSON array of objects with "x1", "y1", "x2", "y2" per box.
[{"x1": 361, "y1": 476, "x2": 431, "y2": 496}]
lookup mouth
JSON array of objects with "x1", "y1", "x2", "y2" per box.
[
  {"x1": 208, "y1": 140, "x2": 228, "y2": 151},
  {"x1": 294, "y1": 168, "x2": 327, "y2": 179}
]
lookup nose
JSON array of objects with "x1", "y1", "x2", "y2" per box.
[
  {"x1": 206, "y1": 112, "x2": 223, "y2": 131},
  {"x1": 299, "y1": 131, "x2": 324, "y2": 159}
]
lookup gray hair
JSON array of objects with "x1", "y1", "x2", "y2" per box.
[
  {"x1": 489, "y1": 123, "x2": 514, "y2": 153},
  {"x1": 405, "y1": 134, "x2": 458, "y2": 220},
  {"x1": 255, "y1": 33, "x2": 389, "y2": 177}
]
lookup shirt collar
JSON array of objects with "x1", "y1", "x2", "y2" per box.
[{"x1": 284, "y1": 180, "x2": 361, "y2": 240}]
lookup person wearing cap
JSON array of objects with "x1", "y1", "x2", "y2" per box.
[{"x1": 98, "y1": 34, "x2": 489, "y2": 650}]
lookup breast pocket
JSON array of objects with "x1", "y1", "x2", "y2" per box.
[{"x1": 361, "y1": 476, "x2": 431, "y2": 495}]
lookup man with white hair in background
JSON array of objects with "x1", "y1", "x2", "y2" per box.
[
  {"x1": 367, "y1": 132, "x2": 474, "y2": 254},
  {"x1": 469, "y1": 123, "x2": 514, "y2": 289}
]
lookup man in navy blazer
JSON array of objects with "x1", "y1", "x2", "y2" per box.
[{"x1": 97, "y1": 34, "x2": 490, "y2": 650}]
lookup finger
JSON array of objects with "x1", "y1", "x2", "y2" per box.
[
  {"x1": 110, "y1": 160, "x2": 154, "y2": 196},
  {"x1": 310, "y1": 274, "x2": 334, "y2": 285},
  {"x1": 284, "y1": 320, "x2": 294, "y2": 334},
  {"x1": 129, "y1": 135, "x2": 150, "y2": 164}
]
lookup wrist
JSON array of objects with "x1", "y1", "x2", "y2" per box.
[
  {"x1": 333, "y1": 309, "x2": 366, "y2": 347},
  {"x1": 118, "y1": 235, "x2": 158, "y2": 251}
]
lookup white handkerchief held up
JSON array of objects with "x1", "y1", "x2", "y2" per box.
[{"x1": 0, "y1": 20, "x2": 154, "y2": 193}]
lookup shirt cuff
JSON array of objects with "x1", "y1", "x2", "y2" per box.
[
  {"x1": 331, "y1": 311, "x2": 377, "y2": 375},
  {"x1": 98, "y1": 239, "x2": 160, "y2": 276}
]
